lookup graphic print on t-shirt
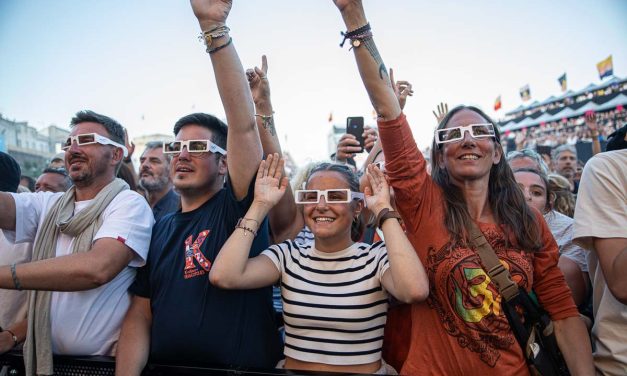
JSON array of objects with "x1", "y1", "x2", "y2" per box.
[
  {"x1": 426, "y1": 226, "x2": 531, "y2": 367},
  {"x1": 183, "y1": 229, "x2": 211, "y2": 279}
]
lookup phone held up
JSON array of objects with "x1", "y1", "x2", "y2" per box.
[{"x1": 346, "y1": 116, "x2": 365, "y2": 153}]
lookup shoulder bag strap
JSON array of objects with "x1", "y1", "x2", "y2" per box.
[{"x1": 468, "y1": 221, "x2": 520, "y2": 302}]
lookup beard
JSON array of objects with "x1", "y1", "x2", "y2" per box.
[
  {"x1": 139, "y1": 173, "x2": 169, "y2": 192},
  {"x1": 68, "y1": 151, "x2": 110, "y2": 188}
]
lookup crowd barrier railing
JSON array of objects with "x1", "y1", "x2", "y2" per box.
[{"x1": 0, "y1": 351, "x2": 377, "y2": 376}]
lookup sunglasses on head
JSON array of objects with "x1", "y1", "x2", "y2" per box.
[
  {"x1": 435, "y1": 123, "x2": 496, "y2": 145},
  {"x1": 294, "y1": 189, "x2": 365, "y2": 205},
  {"x1": 163, "y1": 139, "x2": 226, "y2": 155},
  {"x1": 62, "y1": 133, "x2": 129, "y2": 157}
]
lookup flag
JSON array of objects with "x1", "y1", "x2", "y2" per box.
[
  {"x1": 494, "y1": 95, "x2": 502, "y2": 111},
  {"x1": 519, "y1": 85, "x2": 531, "y2": 101},
  {"x1": 328, "y1": 111, "x2": 333, "y2": 123},
  {"x1": 597, "y1": 55, "x2": 613, "y2": 80},
  {"x1": 558, "y1": 73, "x2": 567, "y2": 92}
]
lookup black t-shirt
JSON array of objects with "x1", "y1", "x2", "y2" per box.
[
  {"x1": 152, "y1": 188, "x2": 180, "y2": 223},
  {"x1": 130, "y1": 179, "x2": 282, "y2": 368}
]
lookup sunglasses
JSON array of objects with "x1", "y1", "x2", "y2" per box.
[
  {"x1": 62, "y1": 133, "x2": 129, "y2": 157},
  {"x1": 294, "y1": 189, "x2": 365, "y2": 205},
  {"x1": 435, "y1": 123, "x2": 496, "y2": 145},
  {"x1": 163, "y1": 140, "x2": 226, "y2": 155}
]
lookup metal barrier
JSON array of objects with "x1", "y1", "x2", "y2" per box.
[{"x1": 0, "y1": 352, "x2": 375, "y2": 375}]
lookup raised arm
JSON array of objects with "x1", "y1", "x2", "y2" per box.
[
  {"x1": 363, "y1": 164, "x2": 428, "y2": 303},
  {"x1": 247, "y1": 56, "x2": 303, "y2": 242},
  {"x1": 333, "y1": 0, "x2": 400, "y2": 121},
  {"x1": 122, "y1": 128, "x2": 138, "y2": 185},
  {"x1": 584, "y1": 113, "x2": 601, "y2": 156},
  {"x1": 209, "y1": 154, "x2": 286, "y2": 289},
  {"x1": 191, "y1": 0, "x2": 262, "y2": 200}
]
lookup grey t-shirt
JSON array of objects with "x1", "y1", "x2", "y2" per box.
[{"x1": 544, "y1": 210, "x2": 588, "y2": 272}]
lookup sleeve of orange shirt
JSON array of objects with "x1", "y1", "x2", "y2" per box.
[
  {"x1": 377, "y1": 113, "x2": 431, "y2": 235},
  {"x1": 531, "y1": 211, "x2": 580, "y2": 321}
]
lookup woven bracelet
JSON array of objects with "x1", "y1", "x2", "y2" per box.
[{"x1": 208, "y1": 37, "x2": 233, "y2": 54}]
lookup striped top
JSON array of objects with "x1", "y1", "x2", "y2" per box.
[
  {"x1": 261, "y1": 240, "x2": 390, "y2": 365},
  {"x1": 294, "y1": 226, "x2": 315, "y2": 246}
]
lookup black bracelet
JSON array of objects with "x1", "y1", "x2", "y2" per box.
[
  {"x1": 208, "y1": 37, "x2": 233, "y2": 54},
  {"x1": 340, "y1": 22, "x2": 371, "y2": 47}
]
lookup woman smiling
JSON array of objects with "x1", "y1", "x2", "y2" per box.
[
  {"x1": 332, "y1": 0, "x2": 595, "y2": 374},
  {"x1": 209, "y1": 154, "x2": 428, "y2": 374}
]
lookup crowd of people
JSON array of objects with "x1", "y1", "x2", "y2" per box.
[
  {"x1": 1, "y1": 1, "x2": 626, "y2": 375},
  {"x1": 505, "y1": 108, "x2": 625, "y2": 153}
]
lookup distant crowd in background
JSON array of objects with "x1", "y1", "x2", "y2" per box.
[
  {"x1": 1, "y1": 1, "x2": 626, "y2": 376},
  {"x1": 505, "y1": 108, "x2": 625, "y2": 153}
]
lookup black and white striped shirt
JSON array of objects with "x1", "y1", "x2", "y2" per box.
[{"x1": 262, "y1": 240, "x2": 390, "y2": 365}]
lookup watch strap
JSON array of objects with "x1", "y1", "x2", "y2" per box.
[{"x1": 376, "y1": 208, "x2": 401, "y2": 229}]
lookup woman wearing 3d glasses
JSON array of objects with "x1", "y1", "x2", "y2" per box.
[
  {"x1": 332, "y1": 1, "x2": 594, "y2": 375},
  {"x1": 210, "y1": 153, "x2": 428, "y2": 374}
]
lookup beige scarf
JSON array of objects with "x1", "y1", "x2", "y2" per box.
[{"x1": 24, "y1": 178, "x2": 128, "y2": 375}]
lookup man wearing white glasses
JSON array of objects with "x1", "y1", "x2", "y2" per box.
[
  {"x1": 116, "y1": 0, "x2": 282, "y2": 372},
  {"x1": 0, "y1": 110, "x2": 154, "y2": 375}
]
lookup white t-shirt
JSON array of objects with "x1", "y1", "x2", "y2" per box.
[
  {"x1": 0, "y1": 231, "x2": 32, "y2": 329},
  {"x1": 573, "y1": 149, "x2": 627, "y2": 376},
  {"x1": 3, "y1": 190, "x2": 154, "y2": 356}
]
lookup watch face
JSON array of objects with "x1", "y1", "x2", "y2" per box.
[{"x1": 352, "y1": 39, "x2": 361, "y2": 48}]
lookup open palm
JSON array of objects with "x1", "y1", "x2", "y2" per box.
[
  {"x1": 254, "y1": 153, "x2": 288, "y2": 209},
  {"x1": 364, "y1": 164, "x2": 391, "y2": 212}
]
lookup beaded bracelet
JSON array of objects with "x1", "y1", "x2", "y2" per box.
[
  {"x1": 199, "y1": 25, "x2": 230, "y2": 53},
  {"x1": 235, "y1": 217, "x2": 258, "y2": 237},
  {"x1": 340, "y1": 22, "x2": 371, "y2": 47}
]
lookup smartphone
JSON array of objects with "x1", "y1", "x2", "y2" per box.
[{"x1": 346, "y1": 117, "x2": 365, "y2": 153}]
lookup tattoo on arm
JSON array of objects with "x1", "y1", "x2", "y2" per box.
[
  {"x1": 261, "y1": 116, "x2": 276, "y2": 136},
  {"x1": 363, "y1": 37, "x2": 388, "y2": 81}
]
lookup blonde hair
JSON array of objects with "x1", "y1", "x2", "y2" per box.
[
  {"x1": 291, "y1": 161, "x2": 320, "y2": 192},
  {"x1": 548, "y1": 174, "x2": 575, "y2": 217}
]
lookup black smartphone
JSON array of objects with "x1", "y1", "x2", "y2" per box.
[{"x1": 346, "y1": 117, "x2": 365, "y2": 153}]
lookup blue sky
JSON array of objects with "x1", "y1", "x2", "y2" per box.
[{"x1": 1, "y1": 0, "x2": 625, "y2": 164}]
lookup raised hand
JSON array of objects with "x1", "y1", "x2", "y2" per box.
[
  {"x1": 363, "y1": 164, "x2": 392, "y2": 214},
  {"x1": 332, "y1": 0, "x2": 362, "y2": 12},
  {"x1": 363, "y1": 126, "x2": 378, "y2": 153},
  {"x1": 389, "y1": 68, "x2": 414, "y2": 110},
  {"x1": 190, "y1": 0, "x2": 232, "y2": 29},
  {"x1": 335, "y1": 134, "x2": 362, "y2": 161},
  {"x1": 123, "y1": 128, "x2": 135, "y2": 160},
  {"x1": 432, "y1": 102, "x2": 449, "y2": 124},
  {"x1": 253, "y1": 153, "x2": 288, "y2": 210},
  {"x1": 247, "y1": 55, "x2": 270, "y2": 105},
  {"x1": 584, "y1": 112, "x2": 598, "y2": 133}
]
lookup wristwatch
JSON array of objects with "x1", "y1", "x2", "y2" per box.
[{"x1": 376, "y1": 208, "x2": 402, "y2": 229}]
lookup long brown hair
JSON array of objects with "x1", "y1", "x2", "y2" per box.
[{"x1": 429, "y1": 105, "x2": 542, "y2": 252}]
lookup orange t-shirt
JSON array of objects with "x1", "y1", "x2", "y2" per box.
[{"x1": 378, "y1": 113, "x2": 579, "y2": 375}]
